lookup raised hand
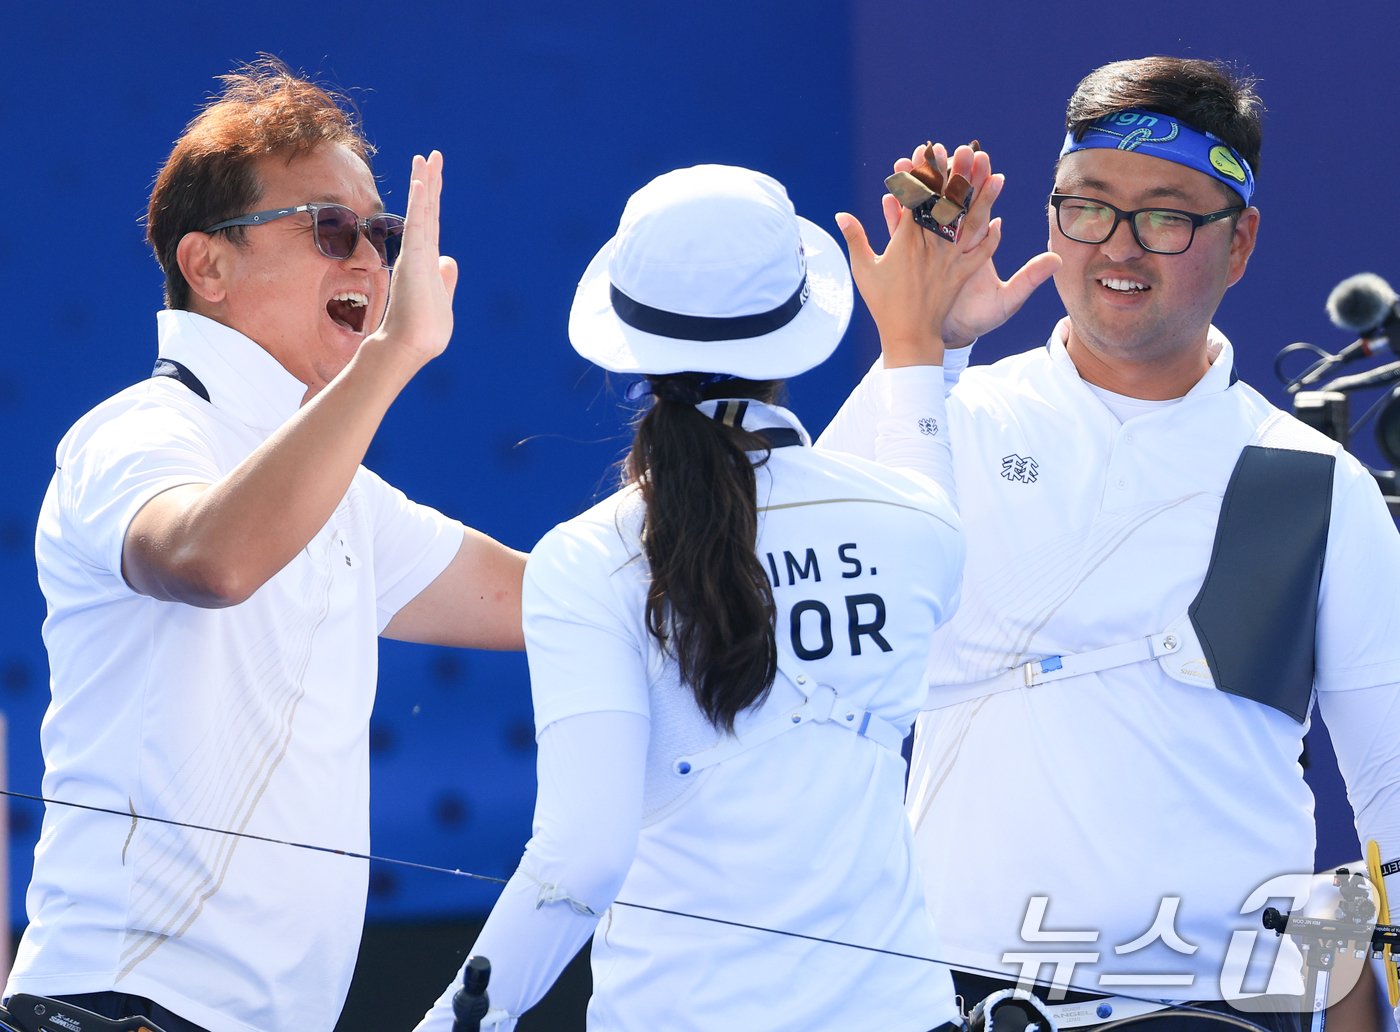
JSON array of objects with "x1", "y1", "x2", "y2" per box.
[
  {"x1": 836, "y1": 147, "x2": 1004, "y2": 369},
  {"x1": 369, "y1": 150, "x2": 460, "y2": 368},
  {"x1": 885, "y1": 142, "x2": 1060, "y2": 349}
]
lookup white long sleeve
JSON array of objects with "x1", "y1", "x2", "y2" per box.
[
  {"x1": 870, "y1": 365, "x2": 956, "y2": 504},
  {"x1": 818, "y1": 362, "x2": 962, "y2": 505},
  {"x1": 1316, "y1": 680, "x2": 1400, "y2": 900},
  {"x1": 415, "y1": 710, "x2": 650, "y2": 1032}
]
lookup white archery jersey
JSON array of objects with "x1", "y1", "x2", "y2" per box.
[
  {"x1": 9, "y1": 311, "x2": 465, "y2": 1032},
  {"x1": 820, "y1": 325, "x2": 1400, "y2": 1003},
  {"x1": 419, "y1": 379, "x2": 966, "y2": 1032}
]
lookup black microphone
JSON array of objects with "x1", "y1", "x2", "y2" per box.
[
  {"x1": 1291, "y1": 274, "x2": 1400, "y2": 391},
  {"x1": 1326, "y1": 272, "x2": 1400, "y2": 355},
  {"x1": 451, "y1": 955, "x2": 491, "y2": 1032}
]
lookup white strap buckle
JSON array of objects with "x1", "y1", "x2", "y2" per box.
[
  {"x1": 674, "y1": 679, "x2": 906, "y2": 776},
  {"x1": 799, "y1": 683, "x2": 839, "y2": 724},
  {"x1": 1022, "y1": 656, "x2": 1064, "y2": 686}
]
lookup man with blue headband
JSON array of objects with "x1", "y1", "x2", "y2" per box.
[{"x1": 824, "y1": 55, "x2": 1400, "y2": 1030}]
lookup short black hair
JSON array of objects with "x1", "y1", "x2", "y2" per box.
[{"x1": 1064, "y1": 56, "x2": 1263, "y2": 177}]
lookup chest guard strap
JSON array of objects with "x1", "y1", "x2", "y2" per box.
[
  {"x1": 672, "y1": 677, "x2": 906, "y2": 777},
  {"x1": 151, "y1": 357, "x2": 211, "y2": 402},
  {"x1": 928, "y1": 414, "x2": 1336, "y2": 723}
]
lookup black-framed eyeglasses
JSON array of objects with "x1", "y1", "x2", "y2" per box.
[
  {"x1": 1049, "y1": 193, "x2": 1243, "y2": 256},
  {"x1": 203, "y1": 203, "x2": 406, "y2": 269}
]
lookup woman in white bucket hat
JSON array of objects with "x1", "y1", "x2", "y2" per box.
[{"x1": 420, "y1": 158, "x2": 1005, "y2": 1031}]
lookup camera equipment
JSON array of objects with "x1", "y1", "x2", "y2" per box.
[{"x1": 1277, "y1": 272, "x2": 1400, "y2": 516}]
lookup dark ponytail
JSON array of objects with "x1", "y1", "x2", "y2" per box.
[{"x1": 625, "y1": 373, "x2": 782, "y2": 733}]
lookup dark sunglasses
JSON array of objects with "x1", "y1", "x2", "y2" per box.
[{"x1": 204, "y1": 203, "x2": 406, "y2": 269}]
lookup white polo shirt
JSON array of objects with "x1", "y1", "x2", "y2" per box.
[
  {"x1": 9, "y1": 310, "x2": 465, "y2": 1032},
  {"x1": 418, "y1": 380, "x2": 964, "y2": 1032},
  {"x1": 820, "y1": 323, "x2": 1400, "y2": 1002}
]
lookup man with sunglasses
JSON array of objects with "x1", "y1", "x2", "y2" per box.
[
  {"x1": 824, "y1": 56, "x2": 1400, "y2": 1028},
  {"x1": 5, "y1": 58, "x2": 525, "y2": 1032}
]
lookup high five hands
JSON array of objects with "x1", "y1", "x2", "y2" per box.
[
  {"x1": 836, "y1": 141, "x2": 1061, "y2": 366},
  {"x1": 368, "y1": 150, "x2": 460, "y2": 372}
]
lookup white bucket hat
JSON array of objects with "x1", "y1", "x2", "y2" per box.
[{"x1": 569, "y1": 164, "x2": 853, "y2": 380}]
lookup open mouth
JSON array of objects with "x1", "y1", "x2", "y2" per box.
[
  {"x1": 327, "y1": 291, "x2": 370, "y2": 334},
  {"x1": 1099, "y1": 277, "x2": 1149, "y2": 294}
]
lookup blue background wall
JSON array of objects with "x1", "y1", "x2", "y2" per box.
[{"x1": 3, "y1": 0, "x2": 1398, "y2": 1013}]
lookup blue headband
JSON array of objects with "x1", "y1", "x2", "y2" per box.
[{"x1": 1060, "y1": 108, "x2": 1255, "y2": 206}]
